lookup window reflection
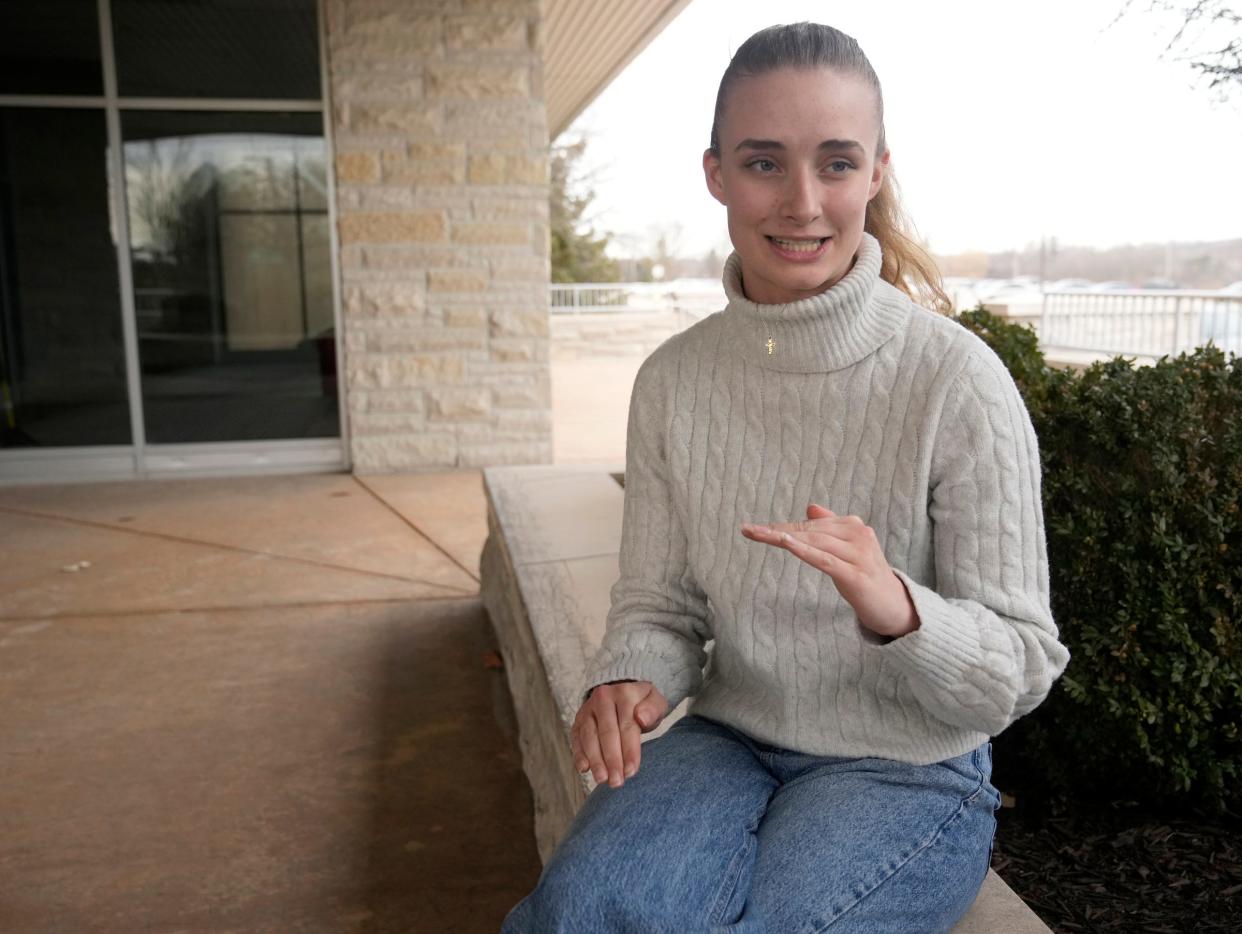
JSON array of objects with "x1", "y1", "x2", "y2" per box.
[{"x1": 122, "y1": 112, "x2": 336, "y2": 443}]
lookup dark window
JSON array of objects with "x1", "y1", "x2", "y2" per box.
[
  {"x1": 112, "y1": 0, "x2": 321, "y2": 100},
  {"x1": 0, "y1": 0, "x2": 104, "y2": 96},
  {"x1": 0, "y1": 108, "x2": 130, "y2": 447}
]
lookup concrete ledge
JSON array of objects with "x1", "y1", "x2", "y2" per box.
[{"x1": 481, "y1": 464, "x2": 1050, "y2": 933}]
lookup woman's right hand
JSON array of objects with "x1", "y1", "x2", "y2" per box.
[{"x1": 571, "y1": 680, "x2": 669, "y2": 789}]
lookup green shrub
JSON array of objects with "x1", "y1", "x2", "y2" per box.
[
  {"x1": 953, "y1": 307, "x2": 1052, "y2": 407},
  {"x1": 955, "y1": 308, "x2": 1242, "y2": 811}
]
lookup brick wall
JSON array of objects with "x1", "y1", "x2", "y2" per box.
[{"x1": 325, "y1": 0, "x2": 552, "y2": 471}]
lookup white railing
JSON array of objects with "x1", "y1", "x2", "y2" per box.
[
  {"x1": 551, "y1": 283, "x2": 1242, "y2": 361},
  {"x1": 550, "y1": 281, "x2": 726, "y2": 319},
  {"x1": 1039, "y1": 291, "x2": 1242, "y2": 359},
  {"x1": 550, "y1": 283, "x2": 635, "y2": 312}
]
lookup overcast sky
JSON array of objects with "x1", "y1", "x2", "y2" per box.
[{"x1": 563, "y1": 0, "x2": 1242, "y2": 259}]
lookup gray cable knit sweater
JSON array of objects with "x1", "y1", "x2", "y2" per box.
[{"x1": 582, "y1": 233, "x2": 1070, "y2": 765}]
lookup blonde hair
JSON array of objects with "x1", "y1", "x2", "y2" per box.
[
  {"x1": 710, "y1": 23, "x2": 951, "y2": 314},
  {"x1": 865, "y1": 167, "x2": 951, "y2": 314}
]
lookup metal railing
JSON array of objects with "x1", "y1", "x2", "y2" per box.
[
  {"x1": 550, "y1": 283, "x2": 636, "y2": 312},
  {"x1": 550, "y1": 282, "x2": 726, "y2": 319},
  {"x1": 1039, "y1": 291, "x2": 1242, "y2": 359},
  {"x1": 550, "y1": 283, "x2": 1242, "y2": 360}
]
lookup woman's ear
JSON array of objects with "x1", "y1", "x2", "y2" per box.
[
  {"x1": 868, "y1": 149, "x2": 890, "y2": 201},
  {"x1": 703, "y1": 148, "x2": 727, "y2": 206}
]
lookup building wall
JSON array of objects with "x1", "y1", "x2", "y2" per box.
[{"x1": 324, "y1": 0, "x2": 552, "y2": 471}]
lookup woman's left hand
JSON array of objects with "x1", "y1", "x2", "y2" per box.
[{"x1": 741, "y1": 504, "x2": 920, "y2": 640}]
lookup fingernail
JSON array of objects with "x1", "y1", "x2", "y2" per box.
[
  {"x1": 609, "y1": 772, "x2": 622, "y2": 787},
  {"x1": 624, "y1": 764, "x2": 636, "y2": 778}
]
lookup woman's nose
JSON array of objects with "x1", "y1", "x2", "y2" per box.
[{"x1": 781, "y1": 169, "x2": 821, "y2": 224}]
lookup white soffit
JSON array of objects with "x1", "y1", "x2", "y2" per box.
[{"x1": 544, "y1": 0, "x2": 694, "y2": 140}]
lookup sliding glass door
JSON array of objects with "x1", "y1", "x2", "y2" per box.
[
  {"x1": 0, "y1": 0, "x2": 342, "y2": 482},
  {"x1": 122, "y1": 110, "x2": 334, "y2": 444}
]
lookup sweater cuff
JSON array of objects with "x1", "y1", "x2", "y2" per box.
[
  {"x1": 582, "y1": 652, "x2": 700, "y2": 710},
  {"x1": 878, "y1": 569, "x2": 986, "y2": 696}
]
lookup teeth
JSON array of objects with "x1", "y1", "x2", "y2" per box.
[{"x1": 771, "y1": 237, "x2": 824, "y2": 252}]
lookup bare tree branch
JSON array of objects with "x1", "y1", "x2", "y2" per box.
[{"x1": 1117, "y1": 1, "x2": 1242, "y2": 98}]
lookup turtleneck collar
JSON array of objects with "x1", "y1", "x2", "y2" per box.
[{"x1": 721, "y1": 232, "x2": 907, "y2": 373}]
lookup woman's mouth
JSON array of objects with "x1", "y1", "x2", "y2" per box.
[{"x1": 766, "y1": 236, "x2": 829, "y2": 259}]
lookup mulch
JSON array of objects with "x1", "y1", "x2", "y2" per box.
[{"x1": 992, "y1": 801, "x2": 1242, "y2": 933}]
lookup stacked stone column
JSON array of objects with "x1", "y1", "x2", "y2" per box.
[{"x1": 325, "y1": 0, "x2": 552, "y2": 470}]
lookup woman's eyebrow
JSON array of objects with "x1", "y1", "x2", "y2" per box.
[
  {"x1": 818, "y1": 139, "x2": 865, "y2": 154},
  {"x1": 734, "y1": 138, "x2": 785, "y2": 152},
  {"x1": 733, "y1": 138, "x2": 865, "y2": 154}
]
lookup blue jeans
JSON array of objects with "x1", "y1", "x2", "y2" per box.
[{"x1": 502, "y1": 714, "x2": 1000, "y2": 933}]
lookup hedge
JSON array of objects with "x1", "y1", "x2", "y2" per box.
[{"x1": 954, "y1": 308, "x2": 1242, "y2": 812}]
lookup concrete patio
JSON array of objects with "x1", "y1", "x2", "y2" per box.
[
  {"x1": 0, "y1": 471, "x2": 541, "y2": 932},
  {"x1": 1, "y1": 458, "x2": 1052, "y2": 933}
]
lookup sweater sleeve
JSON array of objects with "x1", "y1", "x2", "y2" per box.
[
  {"x1": 580, "y1": 353, "x2": 712, "y2": 709},
  {"x1": 879, "y1": 350, "x2": 1069, "y2": 736}
]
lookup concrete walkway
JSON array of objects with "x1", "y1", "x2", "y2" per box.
[
  {"x1": 0, "y1": 472, "x2": 540, "y2": 933},
  {"x1": 552, "y1": 356, "x2": 638, "y2": 464}
]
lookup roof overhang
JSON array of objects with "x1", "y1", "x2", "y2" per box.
[{"x1": 544, "y1": 0, "x2": 695, "y2": 140}]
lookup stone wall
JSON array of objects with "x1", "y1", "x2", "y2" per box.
[
  {"x1": 325, "y1": 0, "x2": 552, "y2": 471},
  {"x1": 550, "y1": 311, "x2": 690, "y2": 361}
]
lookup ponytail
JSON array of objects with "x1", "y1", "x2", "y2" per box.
[{"x1": 866, "y1": 168, "x2": 951, "y2": 314}]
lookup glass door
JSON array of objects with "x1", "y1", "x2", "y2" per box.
[
  {"x1": 0, "y1": 0, "x2": 343, "y2": 484},
  {"x1": 122, "y1": 111, "x2": 336, "y2": 445}
]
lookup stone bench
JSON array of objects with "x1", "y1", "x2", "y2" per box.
[{"x1": 481, "y1": 464, "x2": 1051, "y2": 933}]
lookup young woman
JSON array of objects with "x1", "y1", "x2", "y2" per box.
[{"x1": 503, "y1": 22, "x2": 1069, "y2": 933}]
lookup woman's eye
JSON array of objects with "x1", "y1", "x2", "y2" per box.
[
  {"x1": 825, "y1": 160, "x2": 854, "y2": 174},
  {"x1": 749, "y1": 158, "x2": 778, "y2": 173}
]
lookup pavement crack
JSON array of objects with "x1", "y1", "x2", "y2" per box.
[
  {"x1": 0, "y1": 504, "x2": 477, "y2": 594},
  {"x1": 0, "y1": 593, "x2": 482, "y2": 624},
  {"x1": 350, "y1": 476, "x2": 482, "y2": 584}
]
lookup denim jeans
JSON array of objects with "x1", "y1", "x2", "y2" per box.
[{"x1": 501, "y1": 714, "x2": 1000, "y2": 934}]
